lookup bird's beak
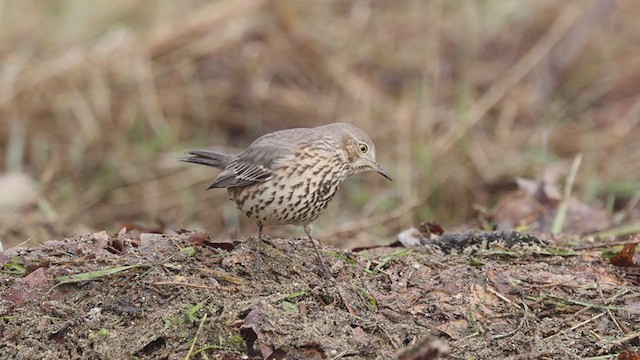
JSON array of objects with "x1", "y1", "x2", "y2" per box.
[{"x1": 372, "y1": 162, "x2": 393, "y2": 181}]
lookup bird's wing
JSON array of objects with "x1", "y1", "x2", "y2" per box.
[
  {"x1": 208, "y1": 138, "x2": 295, "y2": 189},
  {"x1": 209, "y1": 157, "x2": 273, "y2": 188},
  {"x1": 208, "y1": 128, "x2": 314, "y2": 189}
]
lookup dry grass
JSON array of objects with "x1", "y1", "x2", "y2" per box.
[{"x1": 1, "y1": 0, "x2": 639, "y2": 248}]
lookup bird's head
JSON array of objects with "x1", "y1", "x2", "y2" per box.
[{"x1": 337, "y1": 123, "x2": 392, "y2": 181}]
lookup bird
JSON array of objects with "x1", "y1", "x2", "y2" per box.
[{"x1": 181, "y1": 122, "x2": 392, "y2": 277}]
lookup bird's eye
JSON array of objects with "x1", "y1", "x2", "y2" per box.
[{"x1": 358, "y1": 143, "x2": 369, "y2": 153}]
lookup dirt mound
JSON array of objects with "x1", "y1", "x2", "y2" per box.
[{"x1": 1, "y1": 230, "x2": 638, "y2": 359}]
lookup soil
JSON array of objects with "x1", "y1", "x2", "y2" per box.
[{"x1": 1, "y1": 230, "x2": 639, "y2": 359}]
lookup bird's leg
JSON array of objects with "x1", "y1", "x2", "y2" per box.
[
  {"x1": 304, "y1": 224, "x2": 333, "y2": 281},
  {"x1": 257, "y1": 223, "x2": 275, "y2": 247},
  {"x1": 304, "y1": 225, "x2": 352, "y2": 311}
]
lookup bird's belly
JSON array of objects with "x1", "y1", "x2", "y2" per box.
[{"x1": 227, "y1": 175, "x2": 342, "y2": 226}]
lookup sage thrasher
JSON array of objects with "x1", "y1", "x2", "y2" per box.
[{"x1": 181, "y1": 122, "x2": 391, "y2": 275}]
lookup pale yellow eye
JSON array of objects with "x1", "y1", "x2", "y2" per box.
[{"x1": 358, "y1": 143, "x2": 368, "y2": 153}]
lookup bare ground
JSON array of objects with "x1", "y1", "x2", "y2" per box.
[{"x1": 1, "y1": 230, "x2": 639, "y2": 359}]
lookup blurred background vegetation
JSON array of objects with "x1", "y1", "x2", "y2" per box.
[{"x1": 1, "y1": 0, "x2": 638, "y2": 249}]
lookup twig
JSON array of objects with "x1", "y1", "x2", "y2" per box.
[
  {"x1": 487, "y1": 286, "x2": 522, "y2": 311},
  {"x1": 608, "y1": 330, "x2": 640, "y2": 346},
  {"x1": 184, "y1": 312, "x2": 208, "y2": 360},
  {"x1": 544, "y1": 312, "x2": 605, "y2": 340},
  {"x1": 552, "y1": 153, "x2": 583, "y2": 234},
  {"x1": 153, "y1": 282, "x2": 219, "y2": 291},
  {"x1": 598, "y1": 286, "x2": 626, "y2": 334},
  {"x1": 492, "y1": 303, "x2": 529, "y2": 340},
  {"x1": 486, "y1": 287, "x2": 529, "y2": 340},
  {"x1": 574, "y1": 239, "x2": 640, "y2": 251},
  {"x1": 593, "y1": 222, "x2": 640, "y2": 238},
  {"x1": 329, "y1": 350, "x2": 350, "y2": 360},
  {"x1": 543, "y1": 293, "x2": 632, "y2": 312},
  {"x1": 526, "y1": 278, "x2": 576, "y2": 289}
]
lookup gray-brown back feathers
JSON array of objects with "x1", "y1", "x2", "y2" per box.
[{"x1": 182, "y1": 122, "x2": 377, "y2": 189}]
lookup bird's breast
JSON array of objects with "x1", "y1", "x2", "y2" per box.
[{"x1": 227, "y1": 158, "x2": 351, "y2": 226}]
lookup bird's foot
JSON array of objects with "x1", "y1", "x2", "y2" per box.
[
  {"x1": 259, "y1": 236, "x2": 276, "y2": 247},
  {"x1": 315, "y1": 273, "x2": 353, "y2": 313},
  {"x1": 253, "y1": 251, "x2": 265, "y2": 277},
  {"x1": 245, "y1": 234, "x2": 268, "y2": 278},
  {"x1": 318, "y1": 263, "x2": 334, "y2": 282}
]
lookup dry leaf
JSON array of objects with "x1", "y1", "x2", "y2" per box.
[
  {"x1": 610, "y1": 243, "x2": 637, "y2": 267},
  {"x1": 494, "y1": 177, "x2": 611, "y2": 234},
  {"x1": 619, "y1": 351, "x2": 640, "y2": 360}
]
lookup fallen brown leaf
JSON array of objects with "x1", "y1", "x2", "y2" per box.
[
  {"x1": 619, "y1": 350, "x2": 640, "y2": 360},
  {"x1": 493, "y1": 177, "x2": 611, "y2": 234},
  {"x1": 610, "y1": 243, "x2": 637, "y2": 267}
]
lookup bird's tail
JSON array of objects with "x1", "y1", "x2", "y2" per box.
[{"x1": 180, "y1": 150, "x2": 234, "y2": 169}]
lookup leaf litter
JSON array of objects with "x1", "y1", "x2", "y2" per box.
[{"x1": 0, "y1": 229, "x2": 639, "y2": 359}]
